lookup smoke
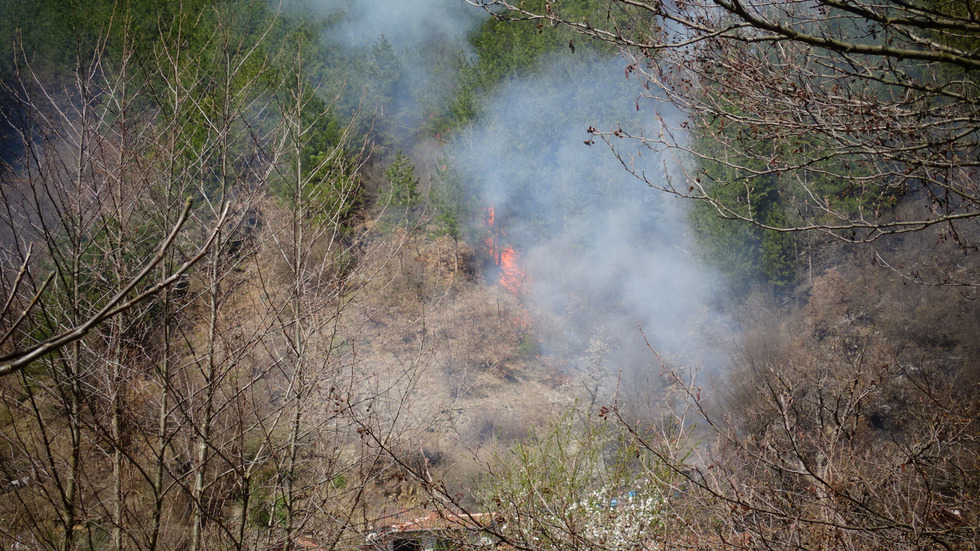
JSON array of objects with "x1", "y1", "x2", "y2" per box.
[
  {"x1": 294, "y1": 0, "x2": 484, "y2": 51},
  {"x1": 285, "y1": 0, "x2": 486, "y2": 137},
  {"x1": 451, "y1": 50, "x2": 726, "y2": 388}
]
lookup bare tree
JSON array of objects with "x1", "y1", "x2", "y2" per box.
[
  {"x1": 0, "y1": 12, "x2": 227, "y2": 551},
  {"x1": 642, "y1": 339, "x2": 977, "y2": 549},
  {"x1": 0, "y1": 0, "x2": 466, "y2": 548},
  {"x1": 241, "y1": 41, "x2": 380, "y2": 548},
  {"x1": 0, "y1": 3, "x2": 278, "y2": 549}
]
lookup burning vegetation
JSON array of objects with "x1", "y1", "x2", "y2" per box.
[{"x1": 484, "y1": 206, "x2": 526, "y2": 296}]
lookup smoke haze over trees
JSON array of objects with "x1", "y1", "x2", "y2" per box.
[{"x1": 1, "y1": 0, "x2": 979, "y2": 550}]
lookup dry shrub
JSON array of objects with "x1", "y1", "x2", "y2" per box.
[
  {"x1": 417, "y1": 235, "x2": 477, "y2": 287},
  {"x1": 460, "y1": 406, "x2": 532, "y2": 446},
  {"x1": 694, "y1": 259, "x2": 980, "y2": 550},
  {"x1": 428, "y1": 286, "x2": 526, "y2": 385}
]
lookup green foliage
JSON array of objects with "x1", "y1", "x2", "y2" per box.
[
  {"x1": 430, "y1": 158, "x2": 476, "y2": 242},
  {"x1": 517, "y1": 334, "x2": 540, "y2": 358},
  {"x1": 690, "y1": 191, "x2": 798, "y2": 297},
  {"x1": 687, "y1": 64, "x2": 906, "y2": 297},
  {"x1": 0, "y1": 0, "x2": 114, "y2": 75},
  {"x1": 365, "y1": 35, "x2": 407, "y2": 145},
  {"x1": 269, "y1": 80, "x2": 362, "y2": 230},
  {"x1": 248, "y1": 489, "x2": 288, "y2": 528},
  {"x1": 468, "y1": 0, "x2": 615, "y2": 85},
  {"x1": 384, "y1": 151, "x2": 421, "y2": 209},
  {"x1": 690, "y1": 207, "x2": 763, "y2": 297},
  {"x1": 370, "y1": 36, "x2": 402, "y2": 106},
  {"x1": 483, "y1": 406, "x2": 673, "y2": 550},
  {"x1": 434, "y1": 0, "x2": 620, "y2": 132}
]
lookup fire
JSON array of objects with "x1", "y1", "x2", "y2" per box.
[
  {"x1": 484, "y1": 206, "x2": 526, "y2": 295},
  {"x1": 498, "y1": 247, "x2": 523, "y2": 295}
]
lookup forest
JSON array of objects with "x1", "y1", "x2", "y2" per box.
[{"x1": 0, "y1": 0, "x2": 977, "y2": 550}]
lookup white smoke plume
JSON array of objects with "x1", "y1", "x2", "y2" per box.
[
  {"x1": 301, "y1": 0, "x2": 484, "y2": 50},
  {"x1": 451, "y1": 50, "x2": 727, "y2": 388},
  {"x1": 285, "y1": 0, "x2": 487, "y2": 143}
]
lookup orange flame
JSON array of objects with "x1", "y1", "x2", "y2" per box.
[
  {"x1": 485, "y1": 206, "x2": 526, "y2": 295},
  {"x1": 499, "y1": 247, "x2": 523, "y2": 295}
]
